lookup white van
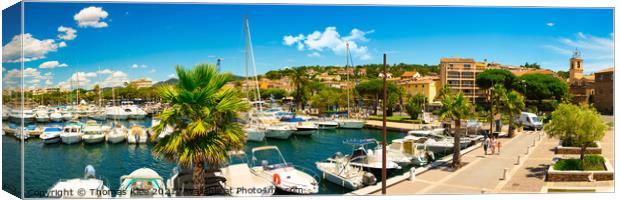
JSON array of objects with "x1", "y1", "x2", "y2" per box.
[{"x1": 517, "y1": 112, "x2": 543, "y2": 130}]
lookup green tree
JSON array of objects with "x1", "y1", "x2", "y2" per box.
[
  {"x1": 151, "y1": 64, "x2": 250, "y2": 195},
  {"x1": 438, "y1": 92, "x2": 473, "y2": 169},
  {"x1": 405, "y1": 93, "x2": 427, "y2": 119},
  {"x1": 516, "y1": 74, "x2": 568, "y2": 102},
  {"x1": 262, "y1": 88, "x2": 288, "y2": 100},
  {"x1": 521, "y1": 62, "x2": 541, "y2": 69},
  {"x1": 488, "y1": 84, "x2": 508, "y2": 133},
  {"x1": 545, "y1": 104, "x2": 607, "y2": 160},
  {"x1": 289, "y1": 67, "x2": 309, "y2": 110},
  {"x1": 476, "y1": 69, "x2": 518, "y2": 90},
  {"x1": 503, "y1": 90, "x2": 525, "y2": 137}
]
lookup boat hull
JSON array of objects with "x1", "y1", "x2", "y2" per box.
[
  {"x1": 293, "y1": 130, "x2": 316, "y2": 136},
  {"x1": 61, "y1": 135, "x2": 81, "y2": 144},
  {"x1": 83, "y1": 135, "x2": 105, "y2": 144},
  {"x1": 264, "y1": 130, "x2": 293, "y2": 139},
  {"x1": 36, "y1": 117, "x2": 50, "y2": 122},
  {"x1": 42, "y1": 137, "x2": 61, "y2": 144},
  {"x1": 107, "y1": 135, "x2": 126, "y2": 143},
  {"x1": 337, "y1": 121, "x2": 365, "y2": 129},
  {"x1": 246, "y1": 131, "x2": 265, "y2": 142}
]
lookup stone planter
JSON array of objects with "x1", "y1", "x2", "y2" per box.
[
  {"x1": 555, "y1": 141, "x2": 602, "y2": 155},
  {"x1": 546, "y1": 158, "x2": 614, "y2": 182}
]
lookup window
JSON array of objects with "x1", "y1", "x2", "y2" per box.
[{"x1": 464, "y1": 64, "x2": 471, "y2": 69}]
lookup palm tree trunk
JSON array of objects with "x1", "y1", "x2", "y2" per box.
[
  {"x1": 192, "y1": 161, "x2": 205, "y2": 196},
  {"x1": 452, "y1": 119, "x2": 462, "y2": 169},
  {"x1": 508, "y1": 115, "x2": 515, "y2": 138}
]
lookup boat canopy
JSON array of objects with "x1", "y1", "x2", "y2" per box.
[{"x1": 123, "y1": 168, "x2": 163, "y2": 180}]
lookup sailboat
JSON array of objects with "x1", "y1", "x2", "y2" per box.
[{"x1": 336, "y1": 42, "x2": 365, "y2": 129}]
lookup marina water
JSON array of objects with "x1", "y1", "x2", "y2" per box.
[{"x1": 2, "y1": 117, "x2": 453, "y2": 197}]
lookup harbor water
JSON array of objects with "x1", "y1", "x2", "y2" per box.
[{"x1": 2, "y1": 117, "x2": 453, "y2": 197}]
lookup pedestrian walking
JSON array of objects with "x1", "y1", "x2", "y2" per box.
[
  {"x1": 490, "y1": 137, "x2": 496, "y2": 154},
  {"x1": 482, "y1": 137, "x2": 489, "y2": 155},
  {"x1": 497, "y1": 141, "x2": 502, "y2": 155}
]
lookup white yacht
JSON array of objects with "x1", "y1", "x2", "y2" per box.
[
  {"x1": 380, "y1": 137, "x2": 433, "y2": 166},
  {"x1": 121, "y1": 101, "x2": 147, "y2": 119},
  {"x1": 244, "y1": 125, "x2": 266, "y2": 142},
  {"x1": 335, "y1": 118, "x2": 365, "y2": 129},
  {"x1": 250, "y1": 146, "x2": 319, "y2": 194},
  {"x1": 294, "y1": 122, "x2": 319, "y2": 136},
  {"x1": 89, "y1": 109, "x2": 107, "y2": 121},
  {"x1": 62, "y1": 110, "x2": 74, "y2": 121},
  {"x1": 331, "y1": 139, "x2": 401, "y2": 173},
  {"x1": 264, "y1": 124, "x2": 295, "y2": 139},
  {"x1": 315, "y1": 120, "x2": 339, "y2": 130},
  {"x1": 60, "y1": 124, "x2": 83, "y2": 144},
  {"x1": 118, "y1": 168, "x2": 166, "y2": 198},
  {"x1": 82, "y1": 120, "x2": 106, "y2": 144},
  {"x1": 215, "y1": 151, "x2": 276, "y2": 196},
  {"x1": 35, "y1": 106, "x2": 50, "y2": 122},
  {"x1": 10, "y1": 109, "x2": 35, "y2": 123},
  {"x1": 40, "y1": 127, "x2": 63, "y2": 144},
  {"x1": 50, "y1": 109, "x2": 63, "y2": 122},
  {"x1": 107, "y1": 124, "x2": 128, "y2": 143},
  {"x1": 105, "y1": 106, "x2": 129, "y2": 120},
  {"x1": 47, "y1": 166, "x2": 111, "y2": 198},
  {"x1": 128, "y1": 125, "x2": 148, "y2": 144},
  {"x1": 316, "y1": 155, "x2": 377, "y2": 190}
]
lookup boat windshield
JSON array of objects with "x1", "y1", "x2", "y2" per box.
[
  {"x1": 251, "y1": 148, "x2": 288, "y2": 170},
  {"x1": 44, "y1": 127, "x2": 62, "y2": 132}
]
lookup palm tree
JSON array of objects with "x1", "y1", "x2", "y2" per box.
[
  {"x1": 290, "y1": 67, "x2": 309, "y2": 111},
  {"x1": 504, "y1": 91, "x2": 525, "y2": 137},
  {"x1": 151, "y1": 64, "x2": 250, "y2": 196},
  {"x1": 438, "y1": 91, "x2": 473, "y2": 169}
]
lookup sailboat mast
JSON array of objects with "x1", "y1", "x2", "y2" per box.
[
  {"x1": 345, "y1": 42, "x2": 351, "y2": 118},
  {"x1": 245, "y1": 16, "x2": 263, "y2": 112}
]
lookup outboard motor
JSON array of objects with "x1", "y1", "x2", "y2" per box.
[{"x1": 362, "y1": 172, "x2": 377, "y2": 186}]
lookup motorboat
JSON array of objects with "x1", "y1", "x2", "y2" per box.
[
  {"x1": 330, "y1": 139, "x2": 401, "y2": 173},
  {"x1": 121, "y1": 101, "x2": 147, "y2": 119},
  {"x1": 14, "y1": 129, "x2": 30, "y2": 141},
  {"x1": 35, "y1": 106, "x2": 50, "y2": 122},
  {"x1": 40, "y1": 126, "x2": 63, "y2": 144},
  {"x1": 315, "y1": 120, "x2": 339, "y2": 130},
  {"x1": 82, "y1": 120, "x2": 106, "y2": 144},
  {"x1": 47, "y1": 165, "x2": 111, "y2": 198},
  {"x1": 89, "y1": 109, "x2": 107, "y2": 121},
  {"x1": 335, "y1": 118, "x2": 365, "y2": 129},
  {"x1": 50, "y1": 109, "x2": 63, "y2": 122},
  {"x1": 316, "y1": 155, "x2": 377, "y2": 190},
  {"x1": 128, "y1": 125, "x2": 148, "y2": 144},
  {"x1": 407, "y1": 130, "x2": 474, "y2": 151},
  {"x1": 2, "y1": 106, "x2": 9, "y2": 120},
  {"x1": 62, "y1": 110, "x2": 74, "y2": 121},
  {"x1": 294, "y1": 122, "x2": 318, "y2": 136},
  {"x1": 61, "y1": 124, "x2": 83, "y2": 144},
  {"x1": 244, "y1": 125, "x2": 266, "y2": 142},
  {"x1": 118, "y1": 168, "x2": 166, "y2": 198},
  {"x1": 264, "y1": 123, "x2": 295, "y2": 139},
  {"x1": 379, "y1": 136, "x2": 434, "y2": 166},
  {"x1": 105, "y1": 106, "x2": 129, "y2": 120},
  {"x1": 10, "y1": 109, "x2": 35, "y2": 123},
  {"x1": 250, "y1": 146, "x2": 319, "y2": 194},
  {"x1": 215, "y1": 151, "x2": 276, "y2": 196},
  {"x1": 107, "y1": 124, "x2": 128, "y2": 144}
]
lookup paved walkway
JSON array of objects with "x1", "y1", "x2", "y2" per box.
[{"x1": 373, "y1": 129, "x2": 541, "y2": 195}]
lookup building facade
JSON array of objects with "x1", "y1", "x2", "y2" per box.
[
  {"x1": 398, "y1": 76, "x2": 440, "y2": 103},
  {"x1": 130, "y1": 78, "x2": 153, "y2": 89},
  {"x1": 594, "y1": 67, "x2": 613, "y2": 114},
  {"x1": 439, "y1": 58, "x2": 487, "y2": 103},
  {"x1": 567, "y1": 50, "x2": 595, "y2": 105}
]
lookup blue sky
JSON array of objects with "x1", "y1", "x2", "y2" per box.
[{"x1": 2, "y1": 2, "x2": 614, "y2": 90}]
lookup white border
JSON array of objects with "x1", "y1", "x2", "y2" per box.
[{"x1": 0, "y1": 1, "x2": 618, "y2": 200}]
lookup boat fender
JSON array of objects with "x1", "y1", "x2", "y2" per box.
[
  {"x1": 273, "y1": 173, "x2": 281, "y2": 185},
  {"x1": 298, "y1": 122, "x2": 302, "y2": 126}
]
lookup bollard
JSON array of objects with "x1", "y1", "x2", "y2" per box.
[
  {"x1": 516, "y1": 155, "x2": 521, "y2": 165},
  {"x1": 502, "y1": 168, "x2": 508, "y2": 180},
  {"x1": 481, "y1": 188, "x2": 487, "y2": 194},
  {"x1": 409, "y1": 167, "x2": 416, "y2": 182},
  {"x1": 533, "y1": 139, "x2": 536, "y2": 146},
  {"x1": 526, "y1": 146, "x2": 531, "y2": 155},
  {"x1": 538, "y1": 133, "x2": 542, "y2": 141}
]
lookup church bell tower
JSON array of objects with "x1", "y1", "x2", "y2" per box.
[{"x1": 569, "y1": 49, "x2": 583, "y2": 83}]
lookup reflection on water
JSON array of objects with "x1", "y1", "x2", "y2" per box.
[{"x1": 3, "y1": 118, "x2": 425, "y2": 197}]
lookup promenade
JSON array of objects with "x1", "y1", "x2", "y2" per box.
[{"x1": 371, "y1": 130, "x2": 543, "y2": 195}]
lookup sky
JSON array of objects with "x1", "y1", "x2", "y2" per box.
[{"x1": 1, "y1": 2, "x2": 614, "y2": 90}]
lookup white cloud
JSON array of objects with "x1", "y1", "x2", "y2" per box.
[
  {"x1": 307, "y1": 52, "x2": 321, "y2": 57},
  {"x1": 148, "y1": 69, "x2": 156, "y2": 73},
  {"x1": 57, "y1": 26, "x2": 77, "y2": 40},
  {"x1": 130, "y1": 64, "x2": 147, "y2": 69},
  {"x1": 2, "y1": 67, "x2": 51, "y2": 89},
  {"x1": 546, "y1": 22, "x2": 555, "y2": 27},
  {"x1": 168, "y1": 73, "x2": 176, "y2": 79},
  {"x1": 39, "y1": 60, "x2": 68, "y2": 69},
  {"x1": 543, "y1": 32, "x2": 613, "y2": 72},
  {"x1": 74, "y1": 6, "x2": 109, "y2": 28},
  {"x1": 102, "y1": 71, "x2": 129, "y2": 87},
  {"x1": 2, "y1": 34, "x2": 65, "y2": 63},
  {"x1": 283, "y1": 27, "x2": 372, "y2": 60},
  {"x1": 45, "y1": 79, "x2": 53, "y2": 86},
  {"x1": 58, "y1": 41, "x2": 67, "y2": 48},
  {"x1": 97, "y1": 69, "x2": 114, "y2": 74},
  {"x1": 57, "y1": 70, "x2": 123, "y2": 89}
]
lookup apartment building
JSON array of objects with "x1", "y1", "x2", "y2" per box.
[{"x1": 439, "y1": 58, "x2": 487, "y2": 103}]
